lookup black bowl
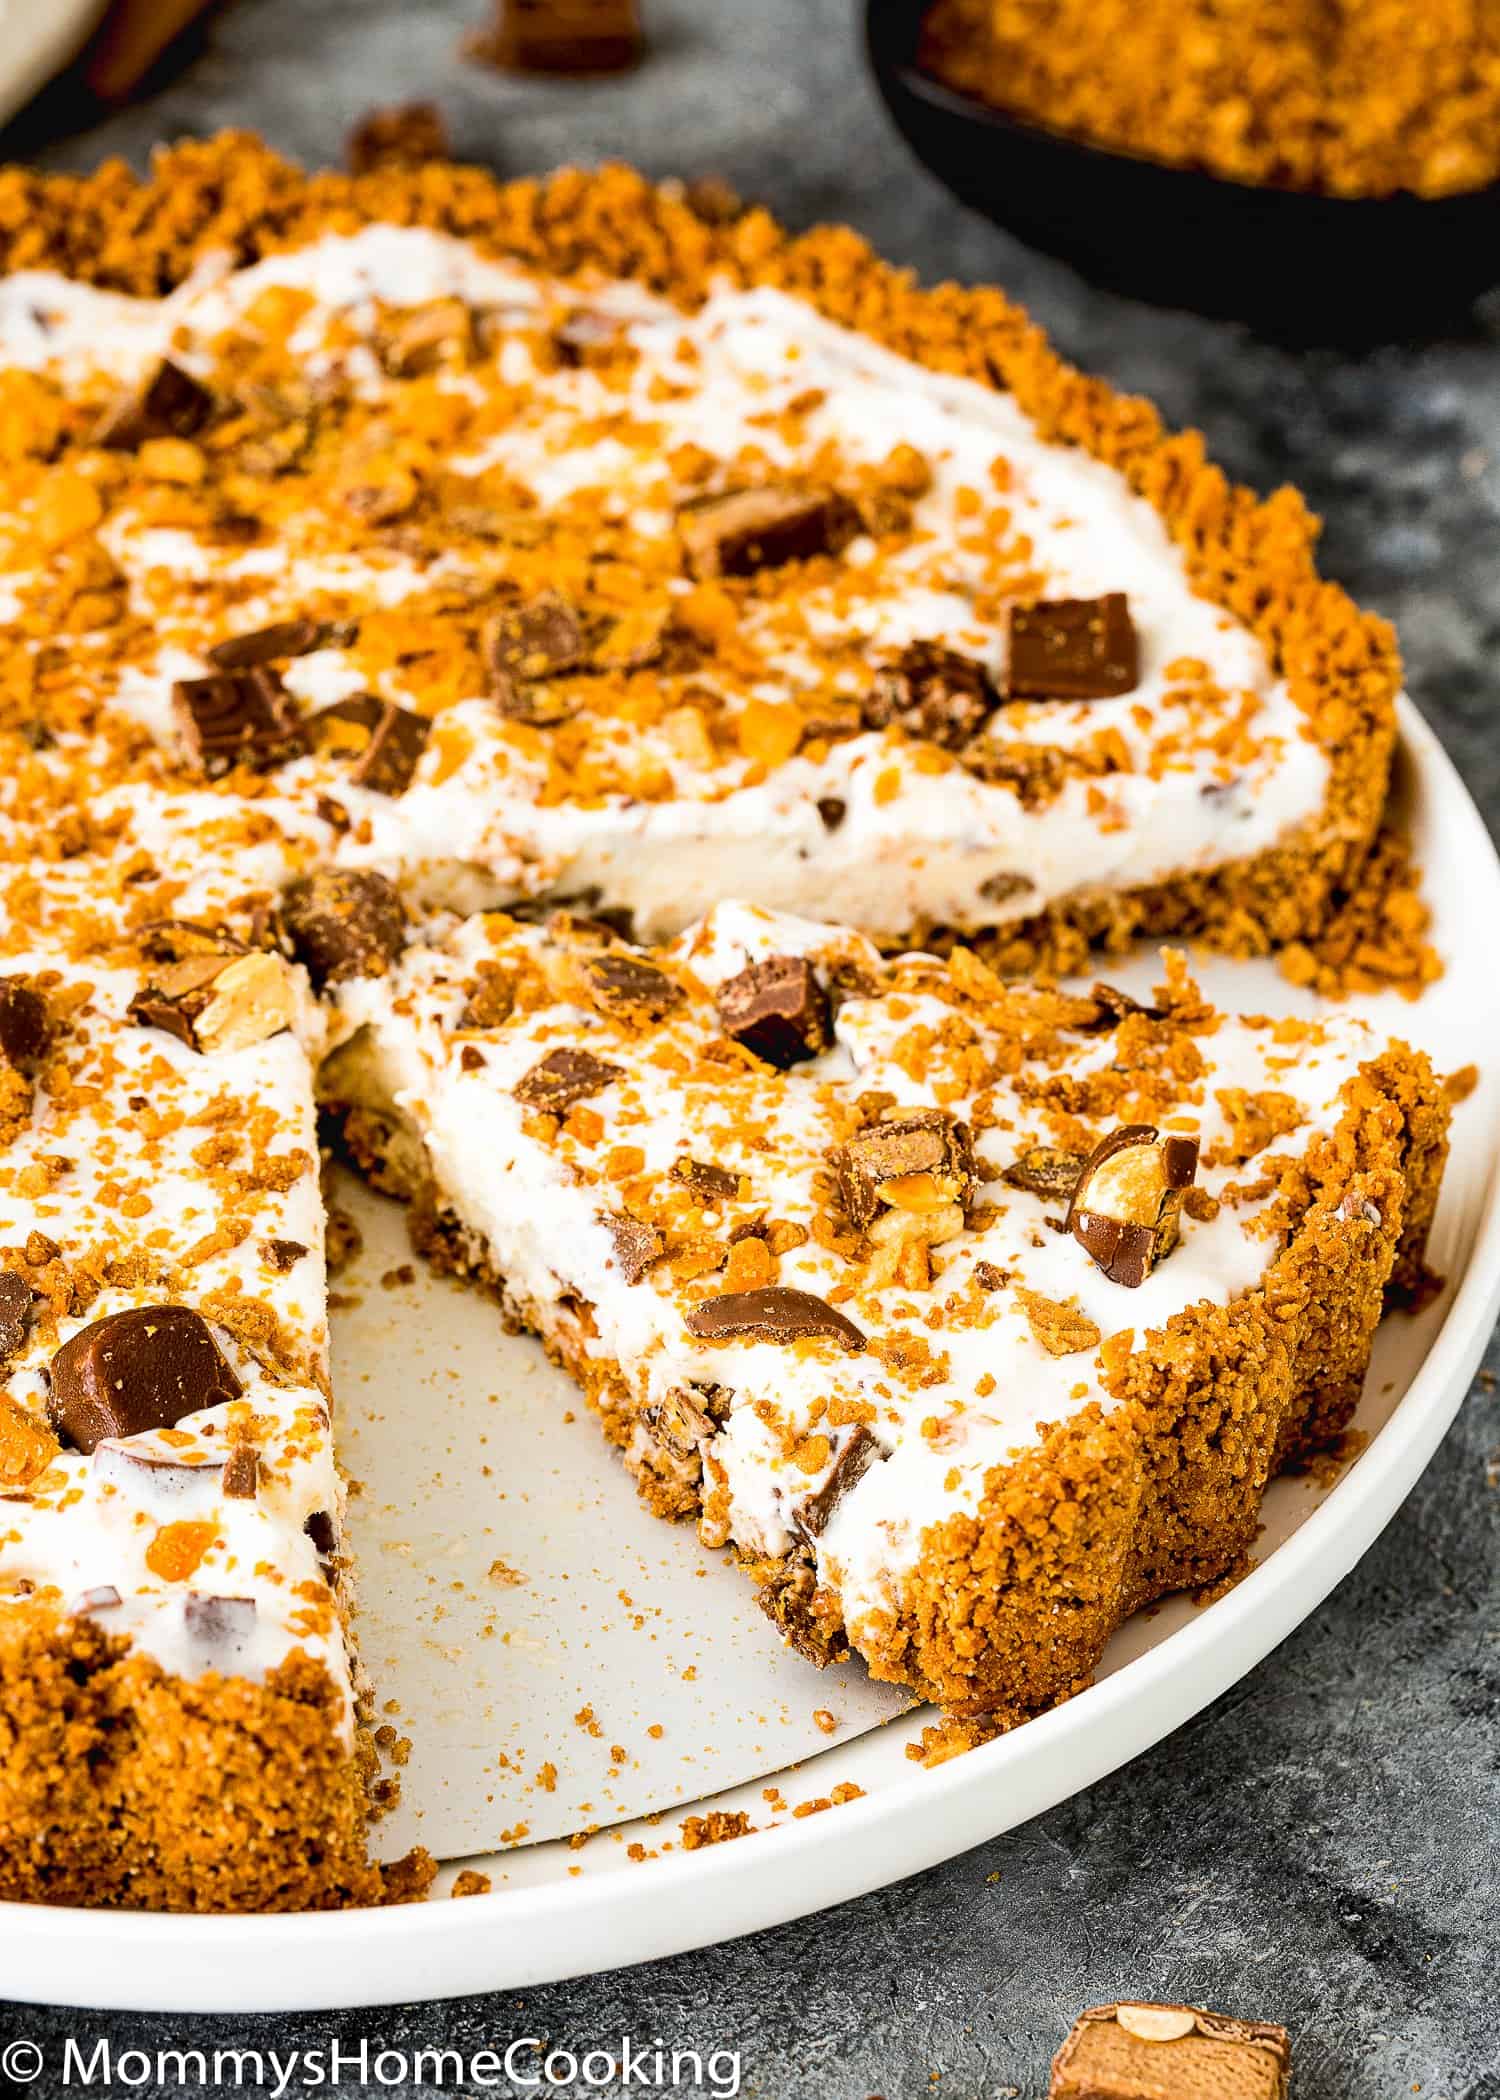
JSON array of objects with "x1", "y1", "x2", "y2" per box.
[{"x1": 866, "y1": 0, "x2": 1500, "y2": 334}]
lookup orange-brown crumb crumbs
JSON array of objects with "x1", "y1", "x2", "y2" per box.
[
  {"x1": 1276, "y1": 830, "x2": 1442, "y2": 1002},
  {"x1": 791, "y1": 1782, "x2": 866, "y2": 1818},
  {"x1": 450, "y1": 1867, "x2": 492, "y2": 1897},
  {"x1": 921, "y1": 0, "x2": 1500, "y2": 199},
  {"x1": 680, "y1": 1809, "x2": 755, "y2": 1849}
]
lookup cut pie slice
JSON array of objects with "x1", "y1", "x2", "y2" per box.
[
  {"x1": 322, "y1": 900, "x2": 1449, "y2": 1731},
  {"x1": 0, "y1": 945, "x2": 402, "y2": 1911}
]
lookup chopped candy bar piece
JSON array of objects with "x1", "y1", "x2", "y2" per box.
[
  {"x1": 1048, "y1": 2001, "x2": 1290, "y2": 2099},
  {"x1": 206, "y1": 619, "x2": 326, "y2": 671},
  {"x1": 796, "y1": 1425, "x2": 881, "y2": 1536},
  {"x1": 673, "y1": 1157, "x2": 740, "y2": 1201},
  {"x1": 312, "y1": 694, "x2": 430, "y2": 795},
  {"x1": 172, "y1": 669, "x2": 305, "y2": 777},
  {"x1": 49, "y1": 1306, "x2": 244, "y2": 1456},
  {"x1": 605, "y1": 1213, "x2": 663, "y2": 1283},
  {"x1": 485, "y1": 593, "x2": 593, "y2": 722},
  {"x1": 715, "y1": 954, "x2": 830, "y2": 1067},
  {"x1": 677, "y1": 485, "x2": 858, "y2": 579},
  {"x1": 457, "y1": 962, "x2": 515, "y2": 1029},
  {"x1": 470, "y1": 0, "x2": 643, "y2": 74},
  {"x1": 92, "y1": 359, "x2": 213, "y2": 449},
  {"x1": 262, "y1": 1238, "x2": 308, "y2": 1272},
  {"x1": 0, "y1": 978, "x2": 47, "y2": 1067},
  {"x1": 130, "y1": 951, "x2": 295, "y2": 1055},
  {"x1": 135, "y1": 919, "x2": 247, "y2": 964},
  {"x1": 862, "y1": 643, "x2": 998, "y2": 749},
  {"x1": 582, "y1": 953, "x2": 685, "y2": 1023},
  {"x1": 513, "y1": 1046, "x2": 622, "y2": 1111},
  {"x1": 221, "y1": 1445, "x2": 260, "y2": 1500},
  {"x1": 1000, "y1": 1145, "x2": 1087, "y2": 1205},
  {"x1": 278, "y1": 870, "x2": 407, "y2": 988},
  {"x1": 1085, "y1": 981, "x2": 1167, "y2": 1029},
  {"x1": 833, "y1": 1110, "x2": 977, "y2": 1230},
  {"x1": 1066, "y1": 1125, "x2": 1200, "y2": 1287},
  {"x1": 685, "y1": 1286, "x2": 867, "y2": 1353},
  {"x1": 0, "y1": 1271, "x2": 32, "y2": 1361},
  {"x1": 1006, "y1": 592, "x2": 1139, "y2": 700}
]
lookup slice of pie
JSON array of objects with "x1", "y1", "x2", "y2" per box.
[{"x1": 322, "y1": 899, "x2": 1447, "y2": 1732}]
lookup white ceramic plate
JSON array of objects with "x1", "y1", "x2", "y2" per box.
[{"x1": 5, "y1": 697, "x2": 1499, "y2": 2012}]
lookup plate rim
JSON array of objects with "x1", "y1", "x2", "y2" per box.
[{"x1": 5, "y1": 696, "x2": 1499, "y2": 2012}]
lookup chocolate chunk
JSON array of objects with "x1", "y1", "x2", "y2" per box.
[
  {"x1": 457, "y1": 962, "x2": 515, "y2": 1030},
  {"x1": 862, "y1": 643, "x2": 998, "y2": 750},
  {"x1": 172, "y1": 668, "x2": 306, "y2": 777},
  {"x1": 604, "y1": 1213, "x2": 663, "y2": 1284},
  {"x1": 833, "y1": 1110, "x2": 977, "y2": 1231},
  {"x1": 795, "y1": 1424, "x2": 881, "y2": 1538},
  {"x1": 262, "y1": 1238, "x2": 308, "y2": 1273},
  {"x1": 1084, "y1": 981, "x2": 1167, "y2": 1030},
  {"x1": 513, "y1": 1046, "x2": 623, "y2": 1112},
  {"x1": 582, "y1": 953, "x2": 685, "y2": 1023},
  {"x1": 715, "y1": 955, "x2": 830, "y2": 1068},
  {"x1": 182, "y1": 1593, "x2": 257, "y2": 1658},
  {"x1": 673, "y1": 1157, "x2": 740, "y2": 1201},
  {"x1": 0, "y1": 978, "x2": 47, "y2": 1068},
  {"x1": 206, "y1": 619, "x2": 327, "y2": 671},
  {"x1": 973, "y1": 1260, "x2": 1008, "y2": 1291},
  {"x1": 1000, "y1": 1146, "x2": 1087, "y2": 1205},
  {"x1": 816, "y1": 796, "x2": 846, "y2": 831},
  {"x1": 485, "y1": 592, "x2": 593, "y2": 719},
  {"x1": 1006, "y1": 592, "x2": 1139, "y2": 701},
  {"x1": 685, "y1": 1286, "x2": 866, "y2": 1353},
  {"x1": 128, "y1": 956, "x2": 224, "y2": 1050},
  {"x1": 1065, "y1": 1125, "x2": 1200, "y2": 1288},
  {"x1": 129, "y1": 950, "x2": 294, "y2": 1055},
  {"x1": 756, "y1": 1545, "x2": 849, "y2": 1666},
  {"x1": 135, "y1": 918, "x2": 248, "y2": 964},
  {"x1": 278, "y1": 869, "x2": 407, "y2": 988},
  {"x1": 75, "y1": 1584, "x2": 122, "y2": 1615},
  {"x1": 93, "y1": 359, "x2": 214, "y2": 449},
  {"x1": 470, "y1": 0, "x2": 642, "y2": 74},
  {"x1": 0, "y1": 1270, "x2": 32, "y2": 1362},
  {"x1": 305, "y1": 1509, "x2": 337, "y2": 1556},
  {"x1": 222, "y1": 1445, "x2": 260, "y2": 1500},
  {"x1": 49, "y1": 1306, "x2": 244, "y2": 1455},
  {"x1": 346, "y1": 99, "x2": 450, "y2": 174},
  {"x1": 1049, "y1": 2002, "x2": 1290, "y2": 2100},
  {"x1": 311, "y1": 693, "x2": 430, "y2": 795},
  {"x1": 677, "y1": 484, "x2": 859, "y2": 580}
]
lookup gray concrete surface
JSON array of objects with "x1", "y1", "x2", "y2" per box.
[{"x1": 1, "y1": 1, "x2": 1498, "y2": 2093}]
